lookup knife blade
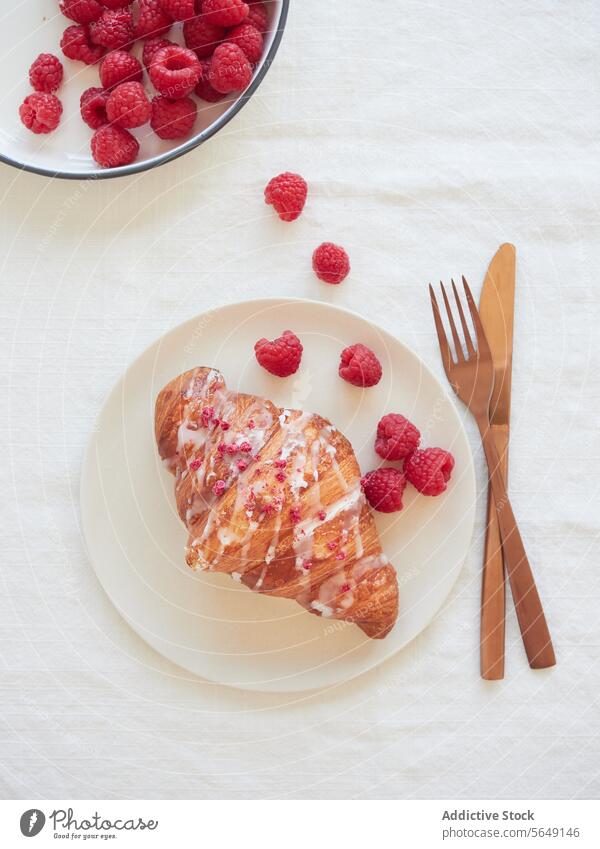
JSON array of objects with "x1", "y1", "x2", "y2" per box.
[{"x1": 478, "y1": 243, "x2": 516, "y2": 679}]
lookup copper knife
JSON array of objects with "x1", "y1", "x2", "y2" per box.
[{"x1": 479, "y1": 243, "x2": 515, "y2": 679}]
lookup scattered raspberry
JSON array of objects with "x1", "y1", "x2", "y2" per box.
[
  {"x1": 404, "y1": 448, "x2": 455, "y2": 496},
  {"x1": 80, "y1": 86, "x2": 109, "y2": 128},
  {"x1": 60, "y1": 0, "x2": 103, "y2": 25},
  {"x1": 264, "y1": 172, "x2": 307, "y2": 222},
  {"x1": 142, "y1": 36, "x2": 174, "y2": 70},
  {"x1": 160, "y1": 0, "x2": 195, "y2": 20},
  {"x1": 226, "y1": 23, "x2": 263, "y2": 63},
  {"x1": 339, "y1": 344, "x2": 382, "y2": 388},
  {"x1": 375, "y1": 413, "x2": 421, "y2": 461},
  {"x1": 135, "y1": 0, "x2": 173, "y2": 39},
  {"x1": 91, "y1": 124, "x2": 139, "y2": 167},
  {"x1": 149, "y1": 44, "x2": 202, "y2": 98},
  {"x1": 29, "y1": 54, "x2": 64, "y2": 94},
  {"x1": 90, "y1": 8, "x2": 134, "y2": 50},
  {"x1": 150, "y1": 95, "x2": 197, "y2": 138},
  {"x1": 246, "y1": 1, "x2": 268, "y2": 31},
  {"x1": 254, "y1": 329, "x2": 303, "y2": 377},
  {"x1": 99, "y1": 50, "x2": 143, "y2": 89},
  {"x1": 183, "y1": 16, "x2": 224, "y2": 57},
  {"x1": 361, "y1": 468, "x2": 407, "y2": 513},
  {"x1": 19, "y1": 93, "x2": 63, "y2": 134},
  {"x1": 208, "y1": 43, "x2": 252, "y2": 93},
  {"x1": 61, "y1": 24, "x2": 105, "y2": 64},
  {"x1": 202, "y1": 0, "x2": 249, "y2": 27},
  {"x1": 194, "y1": 58, "x2": 224, "y2": 101},
  {"x1": 312, "y1": 242, "x2": 350, "y2": 285},
  {"x1": 106, "y1": 81, "x2": 152, "y2": 128}
]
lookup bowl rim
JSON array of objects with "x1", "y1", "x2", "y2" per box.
[{"x1": 0, "y1": 0, "x2": 290, "y2": 182}]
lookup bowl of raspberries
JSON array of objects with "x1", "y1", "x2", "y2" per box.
[{"x1": 1, "y1": 0, "x2": 288, "y2": 178}]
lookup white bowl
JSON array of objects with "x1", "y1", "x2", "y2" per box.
[{"x1": 0, "y1": 0, "x2": 288, "y2": 179}]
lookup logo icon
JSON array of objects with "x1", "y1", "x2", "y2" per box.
[{"x1": 19, "y1": 810, "x2": 45, "y2": 837}]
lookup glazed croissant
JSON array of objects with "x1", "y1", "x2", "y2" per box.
[{"x1": 155, "y1": 367, "x2": 398, "y2": 638}]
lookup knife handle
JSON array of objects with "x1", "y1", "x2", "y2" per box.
[{"x1": 480, "y1": 425, "x2": 508, "y2": 680}]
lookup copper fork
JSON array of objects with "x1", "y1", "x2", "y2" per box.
[{"x1": 430, "y1": 277, "x2": 556, "y2": 669}]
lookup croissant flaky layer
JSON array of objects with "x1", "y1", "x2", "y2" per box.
[{"x1": 155, "y1": 367, "x2": 399, "y2": 638}]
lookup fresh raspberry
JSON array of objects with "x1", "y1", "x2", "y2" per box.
[
  {"x1": 150, "y1": 95, "x2": 197, "y2": 138},
  {"x1": 106, "y1": 81, "x2": 152, "y2": 128},
  {"x1": 194, "y1": 58, "x2": 224, "y2": 101},
  {"x1": 60, "y1": 0, "x2": 103, "y2": 25},
  {"x1": 91, "y1": 124, "x2": 139, "y2": 167},
  {"x1": 19, "y1": 93, "x2": 63, "y2": 134},
  {"x1": 90, "y1": 9, "x2": 134, "y2": 50},
  {"x1": 160, "y1": 0, "x2": 195, "y2": 20},
  {"x1": 225, "y1": 23, "x2": 263, "y2": 63},
  {"x1": 339, "y1": 343, "x2": 382, "y2": 388},
  {"x1": 361, "y1": 468, "x2": 406, "y2": 513},
  {"x1": 254, "y1": 330, "x2": 303, "y2": 377},
  {"x1": 246, "y1": 1, "x2": 268, "y2": 31},
  {"x1": 29, "y1": 54, "x2": 64, "y2": 94},
  {"x1": 80, "y1": 86, "x2": 109, "y2": 128},
  {"x1": 99, "y1": 50, "x2": 143, "y2": 89},
  {"x1": 312, "y1": 242, "x2": 350, "y2": 285},
  {"x1": 142, "y1": 37, "x2": 174, "y2": 70},
  {"x1": 264, "y1": 172, "x2": 307, "y2": 222},
  {"x1": 202, "y1": 0, "x2": 249, "y2": 27},
  {"x1": 99, "y1": 0, "x2": 132, "y2": 8},
  {"x1": 209, "y1": 43, "x2": 252, "y2": 93},
  {"x1": 183, "y1": 16, "x2": 224, "y2": 57},
  {"x1": 135, "y1": 0, "x2": 173, "y2": 39},
  {"x1": 61, "y1": 24, "x2": 105, "y2": 64},
  {"x1": 375, "y1": 413, "x2": 421, "y2": 461},
  {"x1": 149, "y1": 44, "x2": 202, "y2": 98},
  {"x1": 404, "y1": 448, "x2": 455, "y2": 496}
]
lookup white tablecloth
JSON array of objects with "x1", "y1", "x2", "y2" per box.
[{"x1": 1, "y1": 0, "x2": 599, "y2": 800}]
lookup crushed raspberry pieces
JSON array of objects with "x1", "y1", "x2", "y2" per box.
[
  {"x1": 340, "y1": 582, "x2": 351, "y2": 593},
  {"x1": 302, "y1": 560, "x2": 312, "y2": 571},
  {"x1": 274, "y1": 459, "x2": 287, "y2": 468},
  {"x1": 275, "y1": 471, "x2": 286, "y2": 482},
  {"x1": 189, "y1": 459, "x2": 201, "y2": 471},
  {"x1": 327, "y1": 540, "x2": 338, "y2": 551},
  {"x1": 237, "y1": 459, "x2": 248, "y2": 472},
  {"x1": 247, "y1": 419, "x2": 255, "y2": 429},
  {"x1": 217, "y1": 442, "x2": 227, "y2": 453},
  {"x1": 290, "y1": 506, "x2": 301, "y2": 524},
  {"x1": 239, "y1": 441, "x2": 252, "y2": 453},
  {"x1": 220, "y1": 420, "x2": 230, "y2": 430},
  {"x1": 213, "y1": 479, "x2": 226, "y2": 496},
  {"x1": 317, "y1": 510, "x2": 327, "y2": 521}
]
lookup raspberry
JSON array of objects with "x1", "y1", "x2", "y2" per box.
[
  {"x1": 99, "y1": 50, "x2": 143, "y2": 89},
  {"x1": 91, "y1": 124, "x2": 139, "y2": 167},
  {"x1": 19, "y1": 93, "x2": 63, "y2": 134},
  {"x1": 106, "y1": 81, "x2": 152, "y2": 128},
  {"x1": 60, "y1": 0, "x2": 103, "y2": 24},
  {"x1": 312, "y1": 242, "x2": 350, "y2": 285},
  {"x1": 183, "y1": 16, "x2": 224, "y2": 57},
  {"x1": 404, "y1": 448, "x2": 455, "y2": 496},
  {"x1": 246, "y1": 1, "x2": 268, "y2": 31},
  {"x1": 195, "y1": 58, "x2": 224, "y2": 101},
  {"x1": 202, "y1": 0, "x2": 249, "y2": 27},
  {"x1": 375, "y1": 413, "x2": 421, "y2": 461},
  {"x1": 149, "y1": 44, "x2": 202, "y2": 98},
  {"x1": 135, "y1": 0, "x2": 173, "y2": 39},
  {"x1": 80, "y1": 86, "x2": 109, "y2": 128},
  {"x1": 90, "y1": 9, "x2": 134, "y2": 50},
  {"x1": 264, "y1": 172, "x2": 307, "y2": 222},
  {"x1": 151, "y1": 95, "x2": 197, "y2": 138},
  {"x1": 209, "y1": 43, "x2": 252, "y2": 93},
  {"x1": 61, "y1": 24, "x2": 105, "y2": 64},
  {"x1": 225, "y1": 23, "x2": 263, "y2": 63},
  {"x1": 29, "y1": 54, "x2": 64, "y2": 94},
  {"x1": 361, "y1": 468, "x2": 406, "y2": 513},
  {"x1": 142, "y1": 37, "x2": 174, "y2": 70},
  {"x1": 99, "y1": 0, "x2": 132, "y2": 8},
  {"x1": 160, "y1": 0, "x2": 196, "y2": 20},
  {"x1": 254, "y1": 330, "x2": 303, "y2": 377},
  {"x1": 339, "y1": 343, "x2": 382, "y2": 388}
]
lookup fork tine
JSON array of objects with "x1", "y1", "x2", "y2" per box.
[
  {"x1": 429, "y1": 284, "x2": 453, "y2": 379},
  {"x1": 440, "y1": 282, "x2": 464, "y2": 361},
  {"x1": 462, "y1": 276, "x2": 491, "y2": 356},
  {"x1": 451, "y1": 278, "x2": 476, "y2": 356}
]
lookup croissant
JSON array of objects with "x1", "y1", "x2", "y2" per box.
[{"x1": 155, "y1": 367, "x2": 399, "y2": 639}]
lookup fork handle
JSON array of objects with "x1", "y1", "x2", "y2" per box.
[{"x1": 476, "y1": 416, "x2": 556, "y2": 669}]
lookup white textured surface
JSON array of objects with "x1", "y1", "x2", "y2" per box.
[{"x1": 1, "y1": 0, "x2": 599, "y2": 799}]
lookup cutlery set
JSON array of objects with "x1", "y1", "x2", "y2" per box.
[{"x1": 429, "y1": 245, "x2": 556, "y2": 678}]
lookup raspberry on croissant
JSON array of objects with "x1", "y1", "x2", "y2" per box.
[{"x1": 155, "y1": 367, "x2": 399, "y2": 638}]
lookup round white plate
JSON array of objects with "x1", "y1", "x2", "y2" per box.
[
  {"x1": 0, "y1": 1, "x2": 287, "y2": 179},
  {"x1": 81, "y1": 298, "x2": 475, "y2": 692}
]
